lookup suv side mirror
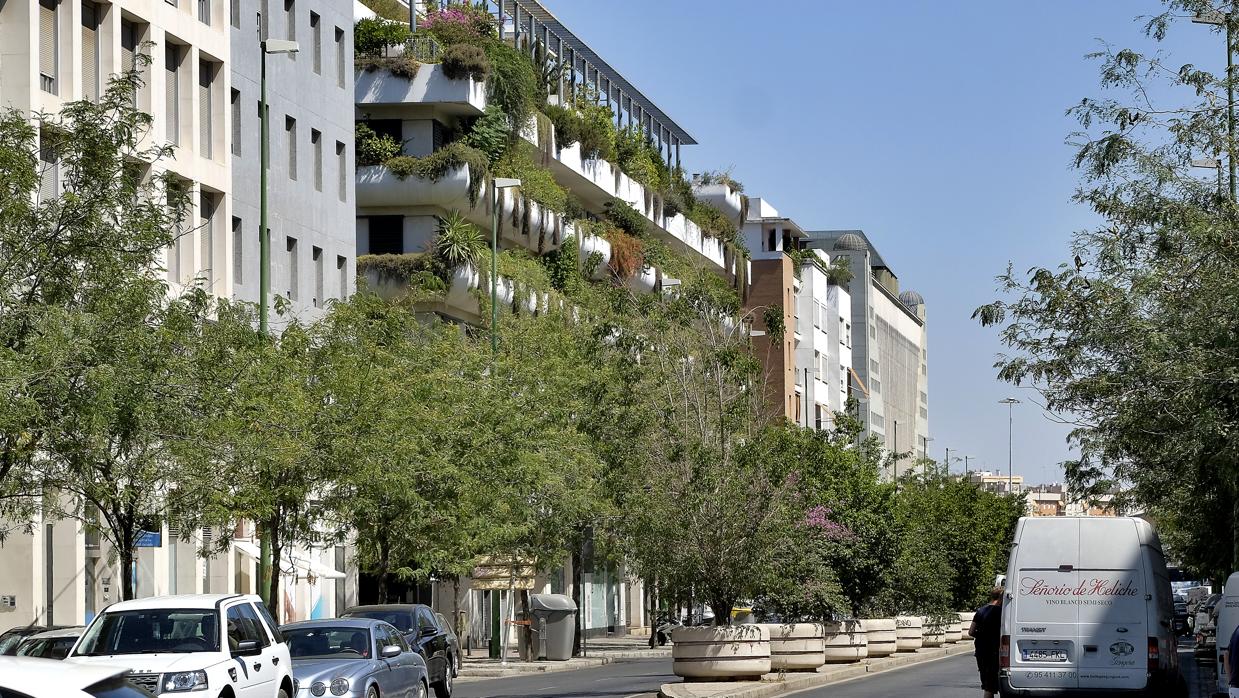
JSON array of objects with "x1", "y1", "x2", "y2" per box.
[
  {"x1": 233, "y1": 640, "x2": 261, "y2": 657},
  {"x1": 381, "y1": 644, "x2": 402, "y2": 659}
]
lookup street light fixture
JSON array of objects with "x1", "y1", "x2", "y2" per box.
[
  {"x1": 256, "y1": 28, "x2": 298, "y2": 617},
  {"x1": 999, "y1": 398, "x2": 1021, "y2": 493}
]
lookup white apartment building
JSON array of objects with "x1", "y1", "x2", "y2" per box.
[
  {"x1": 806, "y1": 231, "x2": 929, "y2": 474},
  {"x1": 0, "y1": 0, "x2": 356, "y2": 629}
]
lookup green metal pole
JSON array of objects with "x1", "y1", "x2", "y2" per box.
[
  {"x1": 257, "y1": 39, "x2": 272, "y2": 611},
  {"x1": 491, "y1": 182, "x2": 498, "y2": 357}
]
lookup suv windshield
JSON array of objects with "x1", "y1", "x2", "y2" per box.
[
  {"x1": 342, "y1": 611, "x2": 414, "y2": 633},
  {"x1": 75, "y1": 609, "x2": 219, "y2": 656}
]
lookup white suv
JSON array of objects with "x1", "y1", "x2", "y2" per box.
[{"x1": 66, "y1": 594, "x2": 293, "y2": 698}]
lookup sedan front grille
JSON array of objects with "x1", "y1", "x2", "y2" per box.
[{"x1": 127, "y1": 672, "x2": 160, "y2": 694}]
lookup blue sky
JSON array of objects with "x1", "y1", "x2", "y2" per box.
[{"x1": 548, "y1": 0, "x2": 1217, "y2": 484}]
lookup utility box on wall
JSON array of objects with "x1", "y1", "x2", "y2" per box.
[{"x1": 0, "y1": 595, "x2": 16, "y2": 610}]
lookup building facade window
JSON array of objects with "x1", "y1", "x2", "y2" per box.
[
  {"x1": 336, "y1": 140, "x2": 346, "y2": 201},
  {"x1": 336, "y1": 255, "x2": 346, "y2": 299},
  {"x1": 286, "y1": 236, "x2": 298, "y2": 300},
  {"x1": 39, "y1": 0, "x2": 58, "y2": 94},
  {"x1": 198, "y1": 0, "x2": 210, "y2": 25},
  {"x1": 199, "y1": 191, "x2": 216, "y2": 285},
  {"x1": 120, "y1": 20, "x2": 141, "y2": 106},
  {"x1": 312, "y1": 246, "x2": 323, "y2": 307},
  {"x1": 230, "y1": 0, "x2": 239, "y2": 27},
  {"x1": 311, "y1": 128, "x2": 322, "y2": 191},
  {"x1": 232, "y1": 217, "x2": 243, "y2": 285},
  {"x1": 231, "y1": 89, "x2": 241, "y2": 156},
  {"x1": 284, "y1": 0, "x2": 295, "y2": 45},
  {"x1": 285, "y1": 115, "x2": 296, "y2": 179},
  {"x1": 165, "y1": 44, "x2": 181, "y2": 145},
  {"x1": 82, "y1": 2, "x2": 100, "y2": 101},
  {"x1": 310, "y1": 11, "x2": 321, "y2": 74},
  {"x1": 38, "y1": 131, "x2": 57, "y2": 202},
  {"x1": 334, "y1": 27, "x2": 344, "y2": 88},
  {"x1": 199, "y1": 59, "x2": 215, "y2": 158}
]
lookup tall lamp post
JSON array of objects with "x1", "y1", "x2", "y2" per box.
[
  {"x1": 487, "y1": 177, "x2": 520, "y2": 660},
  {"x1": 999, "y1": 398, "x2": 1020, "y2": 493},
  {"x1": 256, "y1": 31, "x2": 298, "y2": 615},
  {"x1": 1193, "y1": 9, "x2": 1237, "y2": 202},
  {"x1": 922, "y1": 436, "x2": 933, "y2": 477}
]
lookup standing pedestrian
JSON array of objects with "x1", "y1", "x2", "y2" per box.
[
  {"x1": 1227, "y1": 616, "x2": 1239, "y2": 697},
  {"x1": 969, "y1": 586, "x2": 1004, "y2": 698}
]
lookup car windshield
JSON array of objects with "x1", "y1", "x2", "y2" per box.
[
  {"x1": 75, "y1": 609, "x2": 219, "y2": 656},
  {"x1": 284, "y1": 627, "x2": 372, "y2": 659},
  {"x1": 0, "y1": 631, "x2": 33, "y2": 655},
  {"x1": 343, "y1": 611, "x2": 414, "y2": 633}
]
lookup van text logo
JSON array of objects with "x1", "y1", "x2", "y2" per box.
[{"x1": 1019, "y1": 577, "x2": 1139, "y2": 597}]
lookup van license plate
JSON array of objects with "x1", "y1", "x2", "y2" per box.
[{"x1": 1023, "y1": 649, "x2": 1068, "y2": 662}]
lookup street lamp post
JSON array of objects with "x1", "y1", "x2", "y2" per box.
[
  {"x1": 256, "y1": 29, "x2": 298, "y2": 616},
  {"x1": 923, "y1": 436, "x2": 933, "y2": 477},
  {"x1": 999, "y1": 398, "x2": 1020, "y2": 492},
  {"x1": 487, "y1": 177, "x2": 520, "y2": 660},
  {"x1": 1193, "y1": 9, "x2": 1237, "y2": 202}
]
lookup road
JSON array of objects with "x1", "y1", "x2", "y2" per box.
[
  {"x1": 453, "y1": 658, "x2": 674, "y2": 698},
  {"x1": 791, "y1": 653, "x2": 977, "y2": 697}
]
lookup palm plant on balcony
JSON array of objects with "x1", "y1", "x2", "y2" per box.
[{"x1": 432, "y1": 211, "x2": 485, "y2": 274}]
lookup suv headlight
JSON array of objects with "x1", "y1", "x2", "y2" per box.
[
  {"x1": 329, "y1": 677, "x2": 350, "y2": 696},
  {"x1": 162, "y1": 670, "x2": 209, "y2": 692}
]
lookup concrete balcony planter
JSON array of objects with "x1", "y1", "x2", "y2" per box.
[
  {"x1": 921, "y1": 617, "x2": 947, "y2": 648},
  {"x1": 945, "y1": 616, "x2": 964, "y2": 643},
  {"x1": 895, "y1": 615, "x2": 924, "y2": 652},
  {"x1": 355, "y1": 63, "x2": 487, "y2": 114},
  {"x1": 446, "y1": 263, "x2": 480, "y2": 310},
  {"x1": 577, "y1": 233, "x2": 612, "y2": 281},
  {"x1": 625, "y1": 265, "x2": 657, "y2": 294},
  {"x1": 693, "y1": 182, "x2": 744, "y2": 221},
  {"x1": 356, "y1": 163, "x2": 472, "y2": 209},
  {"x1": 758, "y1": 623, "x2": 826, "y2": 671},
  {"x1": 865, "y1": 618, "x2": 897, "y2": 658},
  {"x1": 671, "y1": 625, "x2": 771, "y2": 680},
  {"x1": 823, "y1": 619, "x2": 868, "y2": 663}
]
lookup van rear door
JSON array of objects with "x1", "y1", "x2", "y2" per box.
[
  {"x1": 1007, "y1": 517, "x2": 1079, "y2": 691},
  {"x1": 1076, "y1": 518, "x2": 1147, "y2": 691}
]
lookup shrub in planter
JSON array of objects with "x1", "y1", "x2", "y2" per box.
[
  {"x1": 462, "y1": 105, "x2": 509, "y2": 165},
  {"x1": 441, "y1": 43, "x2": 490, "y2": 81},
  {"x1": 606, "y1": 230, "x2": 643, "y2": 281},
  {"x1": 543, "y1": 103, "x2": 581, "y2": 149},
  {"x1": 432, "y1": 211, "x2": 485, "y2": 273},
  {"x1": 423, "y1": 2, "x2": 496, "y2": 45},
  {"x1": 355, "y1": 123, "x2": 402, "y2": 167},
  {"x1": 354, "y1": 17, "x2": 410, "y2": 56},
  {"x1": 603, "y1": 198, "x2": 649, "y2": 238}
]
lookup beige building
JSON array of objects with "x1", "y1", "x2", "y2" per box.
[{"x1": 968, "y1": 470, "x2": 1025, "y2": 495}]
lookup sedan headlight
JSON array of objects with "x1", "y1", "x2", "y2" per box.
[
  {"x1": 329, "y1": 677, "x2": 350, "y2": 696},
  {"x1": 310, "y1": 681, "x2": 327, "y2": 697},
  {"x1": 162, "y1": 670, "x2": 209, "y2": 692}
]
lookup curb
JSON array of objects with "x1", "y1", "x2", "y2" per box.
[
  {"x1": 458, "y1": 649, "x2": 672, "y2": 680},
  {"x1": 658, "y1": 641, "x2": 975, "y2": 698}
]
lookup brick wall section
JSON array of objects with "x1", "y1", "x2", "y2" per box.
[{"x1": 745, "y1": 255, "x2": 796, "y2": 422}]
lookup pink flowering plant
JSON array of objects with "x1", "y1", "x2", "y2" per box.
[{"x1": 422, "y1": 2, "x2": 496, "y2": 45}]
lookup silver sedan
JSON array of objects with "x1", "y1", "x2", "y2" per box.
[{"x1": 282, "y1": 618, "x2": 428, "y2": 698}]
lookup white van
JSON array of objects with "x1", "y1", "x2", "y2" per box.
[
  {"x1": 1216, "y1": 572, "x2": 1239, "y2": 696},
  {"x1": 999, "y1": 516, "x2": 1179, "y2": 696}
]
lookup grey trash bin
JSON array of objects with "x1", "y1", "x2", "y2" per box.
[{"x1": 530, "y1": 593, "x2": 577, "y2": 661}]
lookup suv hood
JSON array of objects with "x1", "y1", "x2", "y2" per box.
[{"x1": 68, "y1": 652, "x2": 223, "y2": 673}]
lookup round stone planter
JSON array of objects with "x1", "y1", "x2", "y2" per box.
[
  {"x1": 895, "y1": 615, "x2": 924, "y2": 652},
  {"x1": 945, "y1": 616, "x2": 964, "y2": 643},
  {"x1": 823, "y1": 619, "x2": 868, "y2": 663},
  {"x1": 957, "y1": 611, "x2": 975, "y2": 642},
  {"x1": 865, "y1": 618, "x2": 897, "y2": 658},
  {"x1": 921, "y1": 617, "x2": 947, "y2": 647},
  {"x1": 672, "y1": 625, "x2": 772, "y2": 680},
  {"x1": 759, "y1": 623, "x2": 826, "y2": 671}
]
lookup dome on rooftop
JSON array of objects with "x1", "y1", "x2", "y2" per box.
[
  {"x1": 899, "y1": 290, "x2": 925, "y2": 307},
  {"x1": 833, "y1": 233, "x2": 867, "y2": 251}
]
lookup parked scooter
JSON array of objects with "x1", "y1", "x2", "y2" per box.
[{"x1": 649, "y1": 611, "x2": 682, "y2": 647}]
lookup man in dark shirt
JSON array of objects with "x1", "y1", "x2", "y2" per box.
[{"x1": 970, "y1": 587, "x2": 1004, "y2": 698}]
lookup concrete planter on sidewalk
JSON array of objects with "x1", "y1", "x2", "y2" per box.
[
  {"x1": 671, "y1": 625, "x2": 772, "y2": 679},
  {"x1": 945, "y1": 615, "x2": 964, "y2": 643},
  {"x1": 823, "y1": 619, "x2": 868, "y2": 663},
  {"x1": 921, "y1": 616, "x2": 947, "y2": 647},
  {"x1": 758, "y1": 623, "x2": 826, "y2": 671},
  {"x1": 895, "y1": 615, "x2": 924, "y2": 651},
  {"x1": 864, "y1": 618, "x2": 897, "y2": 658}
]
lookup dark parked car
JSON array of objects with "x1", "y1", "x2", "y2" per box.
[
  {"x1": 1174, "y1": 597, "x2": 1190, "y2": 636},
  {"x1": 341, "y1": 604, "x2": 455, "y2": 697},
  {"x1": 434, "y1": 612, "x2": 460, "y2": 677},
  {"x1": 16, "y1": 627, "x2": 84, "y2": 660},
  {"x1": 0, "y1": 625, "x2": 69, "y2": 656}
]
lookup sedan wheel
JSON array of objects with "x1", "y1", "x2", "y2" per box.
[
  {"x1": 416, "y1": 680, "x2": 428, "y2": 698},
  {"x1": 367, "y1": 687, "x2": 378, "y2": 698},
  {"x1": 433, "y1": 665, "x2": 452, "y2": 698}
]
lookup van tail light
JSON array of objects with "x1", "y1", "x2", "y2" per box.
[
  {"x1": 1147, "y1": 636, "x2": 1159, "y2": 671},
  {"x1": 1000, "y1": 635, "x2": 1011, "y2": 669}
]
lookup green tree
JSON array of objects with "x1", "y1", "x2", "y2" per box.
[{"x1": 974, "y1": 1, "x2": 1239, "y2": 578}]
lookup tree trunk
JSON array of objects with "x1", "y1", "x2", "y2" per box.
[
  {"x1": 377, "y1": 533, "x2": 390, "y2": 603},
  {"x1": 119, "y1": 545, "x2": 136, "y2": 601},
  {"x1": 710, "y1": 599, "x2": 731, "y2": 627},
  {"x1": 571, "y1": 544, "x2": 582, "y2": 657},
  {"x1": 266, "y1": 516, "x2": 282, "y2": 624}
]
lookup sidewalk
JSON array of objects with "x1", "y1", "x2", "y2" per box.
[
  {"x1": 459, "y1": 634, "x2": 672, "y2": 680},
  {"x1": 659, "y1": 641, "x2": 976, "y2": 698}
]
